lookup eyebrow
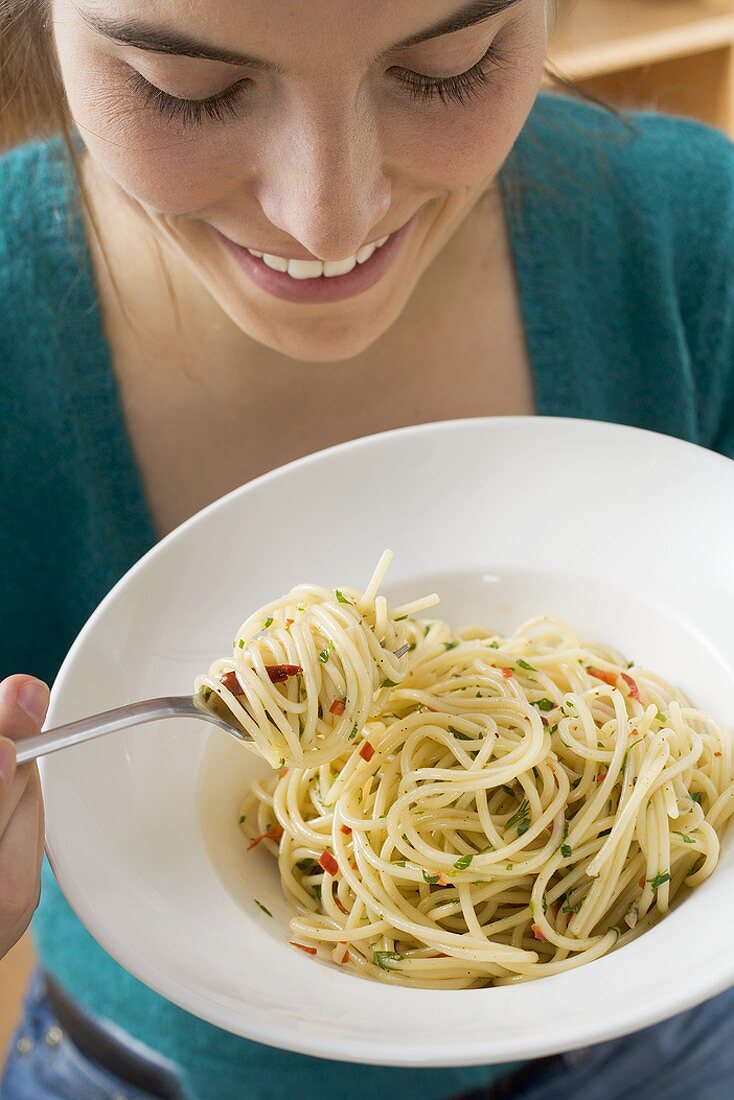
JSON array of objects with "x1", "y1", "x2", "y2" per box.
[{"x1": 79, "y1": 0, "x2": 519, "y2": 69}]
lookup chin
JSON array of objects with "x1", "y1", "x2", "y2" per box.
[{"x1": 216, "y1": 289, "x2": 412, "y2": 364}]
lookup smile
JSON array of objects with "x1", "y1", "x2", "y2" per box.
[{"x1": 247, "y1": 236, "x2": 390, "y2": 279}]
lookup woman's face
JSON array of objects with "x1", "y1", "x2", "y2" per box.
[{"x1": 52, "y1": 0, "x2": 546, "y2": 361}]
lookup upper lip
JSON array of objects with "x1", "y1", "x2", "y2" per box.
[{"x1": 219, "y1": 217, "x2": 410, "y2": 262}]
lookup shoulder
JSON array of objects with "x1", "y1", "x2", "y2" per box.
[
  {"x1": 518, "y1": 93, "x2": 734, "y2": 250},
  {"x1": 0, "y1": 136, "x2": 94, "y2": 374},
  {"x1": 0, "y1": 136, "x2": 75, "y2": 254}
]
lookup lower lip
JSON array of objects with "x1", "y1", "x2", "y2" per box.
[{"x1": 217, "y1": 219, "x2": 412, "y2": 305}]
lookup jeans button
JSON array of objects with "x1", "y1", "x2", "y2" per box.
[
  {"x1": 44, "y1": 1025, "x2": 63, "y2": 1047},
  {"x1": 16, "y1": 1036, "x2": 34, "y2": 1055}
]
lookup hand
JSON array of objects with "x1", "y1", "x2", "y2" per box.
[{"x1": 0, "y1": 675, "x2": 48, "y2": 959}]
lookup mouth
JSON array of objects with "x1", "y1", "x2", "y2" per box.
[{"x1": 216, "y1": 218, "x2": 413, "y2": 305}]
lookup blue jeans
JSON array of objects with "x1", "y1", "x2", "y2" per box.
[
  {"x1": 1, "y1": 972, "x2": 187, "y2": 1099},
  {"x1": 3, "y1": 971, "x2": 734, "y2": 1100}
]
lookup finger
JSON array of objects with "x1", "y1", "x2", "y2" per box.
[
  {"x1": 0, "y1": 765, "x2": 42, "y2": 958},
  {"x1": 0, "y1": 758, "x2": 33, "y2": 840},
  {"x1": 0, "y1": 675, "x2": 50, "y2": 743}
]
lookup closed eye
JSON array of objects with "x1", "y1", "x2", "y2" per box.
[{"x1": 126, "y1": 68, "x2": 251, "y2": 125}]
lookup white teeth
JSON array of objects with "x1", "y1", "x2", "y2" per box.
[
  {"x1": 253, "y1": 233, "x2": 391, "y2": 279},
  {"x1": 287, "y1": 258, "x2": 324, "y2": 280},
  {"x1": 263, "y1": 253, "x2": 288, "y2": 272},
  {"x1": 356, "y1": 242, "x2": 376, "y2": 264},
  {"x1": 324, "y1": 256, "x2": 356, "y2": 277}
]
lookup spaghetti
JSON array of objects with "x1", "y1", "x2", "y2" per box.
[
  {"x1": 240, "y1": 612, "x2": 734, "y2": 988},
  {"x1": 195, "y1": 551, "x2": 438, "y2": 768}
]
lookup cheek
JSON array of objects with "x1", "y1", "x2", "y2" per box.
[
  {"x1": 389, "y1": 40, "x2": 544, "y2": 191},
  {"x1": 54, "y1": 22, "x2": 252, "y2": 215}
]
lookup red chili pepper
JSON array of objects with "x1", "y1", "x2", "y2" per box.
[
  {"x1": 437, "y1": 874, "x2": 450, "y2": 887},
  {"x1": 247, "y1": 826, "x2": 284, "y2": 851},
  {"x1": 620, "y1": 672, "x2": 641, "y2": 701},
  {"x1": 359, "y1": 741, "x2": 376, "y2": 762},
  {"x1": 531, "y1": 924, "x2": 547, "y2": 942},
  {"x1": 639, "y1": 875, "x2": 646, "y2": 889},
  {"x1": 220, "y1": 671, "x2": 242, "y2": 694},
  {"x1": 588, "y1": 667, "x2": 618, "y2": 687},
  {"x1": 715, "y1": 751, "x2": 722, "y2": 758},
  {"x1": 289, "y1": 941, "x2": 317, "y2": 956},
  {"x1": 546, "y1": 824, "x2": 553, "y2": 834},
  {"x1": 266, "y1": 664, "x2": 302, "y2": 683},
  {"x1": 285, "y1": 619, "x2": 294, "y2": 627},
  {"x1": 278, "y1": 767, "x2": 289, "y2": 778},
  {"x1": 329, "y1": 699, "x2": 346, "y2": 715},
  {"x1": 502, "y1": 667, "x2": 514, "y2": 679},
  {"x1": 334, "y1": 896, "x2": 349, "y2": 915},
  {"x1": 339, "y1": 824, "x2": 352, "y2": 835},
  {"x1": 597, "y1": 771, "x2": 607, "y2": 783},
  {"x1": 319, "y1": 850, "x2": 339, "y2": 876}
]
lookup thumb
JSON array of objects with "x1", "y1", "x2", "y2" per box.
[{"x1": 0, "y1": 676, "x2": 50, "y2": 741}]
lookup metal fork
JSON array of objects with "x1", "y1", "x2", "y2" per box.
[{"x1": 15, "y1": 644, "x2": 411, "y2": 765}]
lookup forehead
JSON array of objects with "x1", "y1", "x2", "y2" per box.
[{"x1": 76, "y1": 0, "x2": 514, "y2": 61}]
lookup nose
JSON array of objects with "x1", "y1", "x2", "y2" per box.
[{"x1": 256, "y1": 95, "x2": 392, "y2": 260}]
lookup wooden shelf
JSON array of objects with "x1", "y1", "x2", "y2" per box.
[
  {"x1": 547, "y1": 0, "x2": 734, "y2": 134},
  {"x1": 550, "y1": 0, "x2": 734, "y2": 79}
]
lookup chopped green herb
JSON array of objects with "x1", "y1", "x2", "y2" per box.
[
  {"x1": 424, "y1": 624, "x2": 431, "y2": 637},
  {"x1": 444, "y1": 640, "x2": 460, "y2": 651},
  {"x1": 278, "y1": 758, "x2": 285, "y2": 767},
  {"x1": 571, "y1": 777, "x2": 582, "y2": 789},
  {"x1": 264, "y1": 617, "x2": 274, "y2": 628},
  {"x1": 673, "y1": 831, "x2": 696, "y2": 844},
  {"x1": 335, "y1": 590, "x2": 352, "y2": 604},
  {"x1": 201, "y1": 686, "x2": 212, "y2": 701},
  {"x1": 394, "y1": 860, "x2": 406, "y2": 867},
  {"x1": 690, "y1": 791, "x2": 703, "y2": 804},
  {"x1": 533, "y1": 698, "x2": 555, "y2": 712},
  {"x1": 373, "y1": 951, "x2": 403, "y2": 970},
  {"x1": 449, "y1": 726, "x2": 472, "y2": 740},
  {"x1": 655, "y1": 711, "x2": 667, "y2": 724},
  {"x1": 238, "y1": 638, "x2": 245, "y2": 648},
  {"x1": 422, "y1": 869, "x2": 439, "y2": 884},
  {"x1": 489, "y1": 640, "x2": 500, "y2": 649},
  {"x1": 408, "y1": 642, "x2": 416, "y2": 651},
  {"x1": 318, "y1": 644, "x2": 333, "y2": 664},
  {"x1": 502, "y1": 784, "x2": 515, "y2": 796},
  {"x1": 238, "y1": 815, "x2": 246, "y2": 825},
  {"x1": 516, "y1": 659, "x2": 538, "y2": 672},
  {"x1": 381, "y1": 678, "x2": 398, "y2": 688},
  {"x1": 255, "y1": 900, "x2": 273, "y2": 917},
  {"x1": 506, "y1": 798, "x2": 530, "y2": 834},
  {"x1": 394, "y1": 614, "x2": 408, "y2": 622},
  {"x1": 548, "y1": 723, "x2": 559, "y2": 735},
  {"x1": 560, "y1": 843, "x2": 573, "y2": 858},
  {"x1": 649, "y1": 871, "x2": 671, "y2": 891},
  {"x1": 623, "y1": 737, "x2": 645, "y2": 769},
  {"x1": 454, "y1": 853, "x2": 474, "y2": 870},
  {"x1": 505, "y1": 863, "x2": 514, "y2": 871},
  {"x1": 349, "y1": 724, "x2": 359, "y2": 740},
  {"x1": 296, "y1": 857, "x2": 316, "y2": 872}
]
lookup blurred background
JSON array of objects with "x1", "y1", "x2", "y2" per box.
[
  {"x1": 1, "y1": 0, "x2": 733, "y2": 1074},
  {"x1": 550, "y1": 0, "x2": 734, "y2": 135}
]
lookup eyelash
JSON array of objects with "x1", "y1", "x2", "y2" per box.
[
  {"x1": 393, "y1": 43, "x2": 503, "y2": 106},
  {"x1": 126, "y1": 68, "x2": 250, "y2": 125},
  {"x1": 127, "y1": 42, "x2": 503, "y2": 127}
]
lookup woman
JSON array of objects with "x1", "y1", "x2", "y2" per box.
[{"x1": 2, "y1": 0, "x2": 734, "y2": 1097}]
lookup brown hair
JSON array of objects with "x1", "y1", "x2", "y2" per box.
[{"x1": 0, "y1": 2, "x2": 67, "y2": 148}]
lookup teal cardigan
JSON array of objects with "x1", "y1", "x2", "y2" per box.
[{"x1": 2, "y1": 94, "x2": 734, "y2": 1099}]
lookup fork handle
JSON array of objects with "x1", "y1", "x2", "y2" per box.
[{"x1": 14, "y1": 696, "x2": 196, "y2": 766}]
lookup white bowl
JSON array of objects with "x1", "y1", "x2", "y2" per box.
[{"x1": 43, "y1": 417, "x2": 734, "y2": 1066}]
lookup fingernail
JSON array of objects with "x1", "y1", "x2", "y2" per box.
[
  {"x1": 17, "y1": 680, "x2": 49, "y2": 723},
  {"x1": 0, "y1": 737, "x2": 16, "y2": 782}
]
